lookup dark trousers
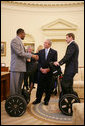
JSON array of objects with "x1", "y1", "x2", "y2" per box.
[
  {"x1": 24, "y1": 71, "x2": 35, "y2": 87},
  {"x1": 36, "y1": 72, "x2": 52, "y2": 102},
  {"x1": 24, "y1": 72, "x2": 31, "y2": 87},
  {"x1": 61, "y1": 73, "x2": 75, "y2": 94}
]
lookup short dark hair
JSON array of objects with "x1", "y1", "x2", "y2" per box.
[
  {"x1": 16, "y1": 28, "x2": 24, "y2": 35},
  {"x1": 66, "y1": 33, "x2": 75, "y2": 40}
]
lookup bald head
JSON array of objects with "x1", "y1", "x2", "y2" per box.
[{"x1": 44, "y1": 39, "x2": 52, "y2": 49}]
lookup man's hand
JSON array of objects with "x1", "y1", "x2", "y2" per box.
[
  {"x1": 27, "y1": 59, "x2": 31, "y2": 62},
  {"x1": 45, "y1": 68, "x2": 50, "y2": 73},
  {"x1": 32, "y1": 55, "x2": 39, "y2": 60},
  {"x1": 40, "y1": 68, "x2": 45, "y2": 74},
  {"x1": 40, "y1": 68, "x2": 50, "y2": 74},
  {"x1": 54, "y1": 61, "x2": 59, "y2": 66}
]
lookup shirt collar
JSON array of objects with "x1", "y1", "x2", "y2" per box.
[
  {"x1": 68, "y1": 40, "x2": 74, "y2": 46},
  {"x1": 16, "y1": 36, "x2": 22, "y2": 41},
  {"x1": 45, "y1": 47, "x2": 50, "y2": 52}
]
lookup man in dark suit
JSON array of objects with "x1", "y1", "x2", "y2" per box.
[
  {"x1": 33, "y1": 39, "x2": 58, "y2": 105},
  {"x1": 54, "y1": 33, "x2": 79, "y2": 94}
]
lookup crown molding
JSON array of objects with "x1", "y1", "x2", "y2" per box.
[
  {"x1": 41, "y1": 18, "x2": 77, "y2": 37},
  {"x1": 41, "y1": 18, "x2": 77, "y2": 31},
  {"x1": 1, "y1": 1, "x2": 84, "y2": 8}
]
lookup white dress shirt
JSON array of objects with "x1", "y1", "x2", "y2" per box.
[
  {"x1": 68, "y1": 40, "x2": 74, "y2": 46},
  {"x1": 45, "y1": 48, "x2": 50, "y2": 59}
]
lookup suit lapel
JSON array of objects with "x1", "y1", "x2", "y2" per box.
[
  {"x1": 43, "y1": 49, "x2": 45, "y2": 60},
  {"x1": 16, "y1": 36, "x2": 24, "y2": 50},
  {"x1": 42, "y1": 49, "x2": 45, "y2": 60}
]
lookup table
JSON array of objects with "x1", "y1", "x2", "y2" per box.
[
  {"x1": 1, "y1": 72, "x2": 10, "y2": 101},
  {"x1": 1, "y1": 67, "x2": 9, "y2": 72}
]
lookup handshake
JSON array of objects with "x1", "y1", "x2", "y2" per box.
[{"x1": 32, "y1": 54, "x2": 39, "y2": 60}]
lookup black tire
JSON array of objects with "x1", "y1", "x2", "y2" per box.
[
  {"x1": 22, "y1": 89, "x2": 30, "y2": 104},
  {"x1": 72, "y1": 91, "x2": 78, "y2": 97},
  {"x1": 59, "y1": 94, "x2": 80, "y2": 116},
  {"x1": 59, "y1": 91, "x2": 78, "y2": 99},
  {"x1": 5, "y1": 94, "x2": 27, "y2": 117}
]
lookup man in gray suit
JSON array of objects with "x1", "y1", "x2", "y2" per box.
[{"x1": 10, "y1": 28, "x2": 38, "y2": 95}]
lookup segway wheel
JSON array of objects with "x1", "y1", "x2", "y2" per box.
[
  {"x1": 72, "y1": 91, "x2": 78, "y2": 97},
  {"x1": 22, "y1": 89, "x2": 30, "y2": 104},
  {"x1": 5, "y1": 95, "x2": 27, "y2": 117},
  {"x1": 59, "y1": 94, "x2": 80, "y2": 116}
]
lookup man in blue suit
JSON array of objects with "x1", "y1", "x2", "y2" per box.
[{"x1": 33, "y1": 39, "x2": 58, "y2": 105}]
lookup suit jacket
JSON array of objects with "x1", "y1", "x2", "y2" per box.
[
  {"x1": 59, "y1": 41, "x2": 79, "y2": 75},
  {"x1": 38, "y1": 48, "x2": 58, "y2": 74},
  {"x1": 10, "y1": 36, "x2": 32, "y2": 72}
]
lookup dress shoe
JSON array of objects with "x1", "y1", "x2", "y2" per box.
[
  {"x1": 33, "y1": 86, "x2": 36, "y2": 89},
  {"x1": 53, "y1": 90, "x2": 57, "y2": 95},
  {"x1": 44, "y1": 101, "x2": 48, "y2": 105},
  {"x1": 52, "y1": 89, "x2": 57, "y2": 95},
  {"x1": 32, "y1": 100, "x2": 40, "y2": 105}
]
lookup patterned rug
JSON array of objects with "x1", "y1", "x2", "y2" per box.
[{"x1": 29, "y1": 96, "x2": 72, "y2": 124}]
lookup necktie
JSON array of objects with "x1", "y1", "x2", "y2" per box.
[{"x1": 45, "y1": 49, "x2": 48, "y2": 60}]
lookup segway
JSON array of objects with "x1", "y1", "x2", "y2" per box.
[
  {"x1": 49, "y1": 62, "x2": 80, "y2": 116},
  {"x1": 5, "y1": 86, "x2": 30, "y2": 117}
]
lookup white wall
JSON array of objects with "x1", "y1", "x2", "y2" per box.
[{"x1": 1, "y1": 2, "x2": 84, "y2": 68}]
